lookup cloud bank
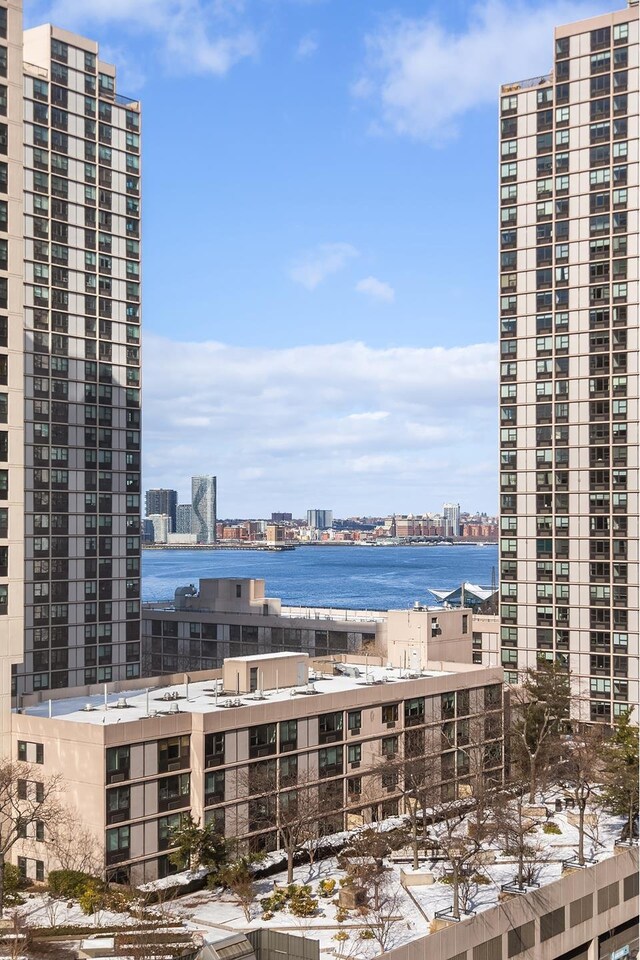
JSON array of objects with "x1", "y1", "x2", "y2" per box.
[
  {"x1": 354, "y1": 0, "x2": 616, "y2": 141},
  {"x1": 143, "y1": 335, "x2": 498, "y2": 516}
]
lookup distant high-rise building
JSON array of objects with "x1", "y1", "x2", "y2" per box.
[
  {"x1": 271, "y1": 512, "x2": 292, "y2": 523},
  {"x1": 191, "y1": 476, "x2": 216, "y2": 543},
  {"x1": 498, "y1": 2, "x2": 639, "y2": 720},
  {"x1": 147, "y1": 514, "x2": 169, "y2": 544},
  {"x1": 176, "y1": 503, "x2": 192, "y2": 535},
  {"x1": 442, "y1": 503, "x2": 461, "y2": 538},
  {"x1": 307, "y1": 509, "x2": 333, "y2": 530},
  {"x1": 145, "y1": 489, "x2": 177, "y2": 531}
]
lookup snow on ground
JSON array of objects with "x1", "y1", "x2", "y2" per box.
[
  {"x1": 12, "y1": 895, "x2": 140, "y2": 929},
  {"x1": 163, "y1": 791, "x2": 628, "y2": 957},
  {"x1": 7, "y1": 792, "x2": 628, "y2": 960}
]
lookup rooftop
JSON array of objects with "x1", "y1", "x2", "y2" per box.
[{"x1": 17, "y1": 658, "x2": 461, "y2": 727}]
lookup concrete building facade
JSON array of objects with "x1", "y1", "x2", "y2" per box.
[
  {"x1": 499, "y1": 2, "x2": 639, "y2": 719},
  {"x1": 175, "y1": 503, "x2": 192, "y2": 535},
  {"x1": 306, "y1": 509, "x2": 332, "y2": 531},
  {"x1": 12, "y1": 651, "x2": 504, "y2": 885},
  {"x1": 0, "y1": 0, "x2": 26, "y2": 753},
  {"x1": 147, "y1": 513, "x2": 169, "y2": 544},
  {"x1": 12, "y1": 24, "x2": 143, "y2": 698},
  {"x1": 442, "y1": 502, "x2": 461, "y2": 537},
  {"x1": 145, "y1": 488, "x2": 176, "y2": 531},
  {"x1": 141, "y1": 578, "x2": 478, "y2": 676}
]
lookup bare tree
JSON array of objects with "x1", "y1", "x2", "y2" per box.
[
  {"x1": 46, "y1": 809, "x2": 101, "y2": 876},
  {"x1": 358, "y1": 872, "x2": 404, "y2": 954},
  {"x1": 0, "y1": 760, "x2": 63, "y2": 913},
  {"x1": 216, "y1": 857, "x2": 256, "y2": 922},
  {"x1": 3, "y1": 908, "x2": 33, "y2": 960},
  {"x1": 494, "y1": 785, "x2": 547, "y2": 891},
  {"x1": 559, "y1": 724, "x2": 605, "y2": 866},
  {"x1": 239, "y1": 761, "x2": 320, "y2": 883},
  {"x1": 510, "y1": 660, "x2": 570, "y2": 802}
]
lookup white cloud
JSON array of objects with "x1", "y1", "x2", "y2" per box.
[
  {"x1": 354, "y1": 0, "x2": 617, "y2": 141},
  {"x1": 27, "y1": 0, "x2": 258, "y2": 78},
  {"x1": 346, "y1": 411, "x2": 389, "y2": 422},
  {"x1": 289, "y1": 242, "x2": 359, "y2": 290},
  {"x1": 143, "y1": 335, "x2": 498, "y2": 515},
  {"x1": 355, "y1": 276, "x2": 395, "y2": 303},
  {"x1": 295, "y1": 32, "x2": 319, "y2": 60}
]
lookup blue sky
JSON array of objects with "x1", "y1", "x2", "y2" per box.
[{"x1": 28, "y1": 0, "x2": 622, "y2": 516}]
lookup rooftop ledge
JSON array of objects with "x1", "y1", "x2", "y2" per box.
[{"x1": 502, "y1": 71, "x2": 553, "y2": 94}]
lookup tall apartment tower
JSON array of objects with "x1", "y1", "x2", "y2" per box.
[
  {"x1": 191, "y1": 475, "x2": 216, "y2": 543},
  {"x1": 306, "y1": 508, "x2": 333, "y2": 530},
  {"x1": 443, "y1": 502, "x2": 461, "y2": 538},
  {"x1": 499, "y1": 2, "x2": 638, "y2": 721},
  {"x1": 175, "y1": 503, "x2": 192, "y2": 535},
  {"x1": 0, "y1": 0, "x2": 25, "y2": 749},
  {"x1": 17, "y1": 25, "x2": 142, "y2": 696},
  {"x1": 145, "y1": 487, "x2": 176, "y2": 531}
]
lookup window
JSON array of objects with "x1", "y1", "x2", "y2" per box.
[
  {"x1": 249, "y1": 723, "x2": 276, "y2": 758},
  {"x1": 319, "y1": 711, "x2": 343, "y2": 743},
  {"x1": 205, "y1": 732, "x2": 224, "y2": 767},
  {"x1": 347, "y1": 743, "x2": 361, "y2": 765},
  {"x1": 158, "y1": 773, "x2": 190, "y2": 811},
  {"x1": 279, "y1": 719, "x2": 297, "y2": 751},
  {"x1": 540, "y1": 907, "x2": 565, "y2": 941},
  {"x1": 347, "y1": 710, "x2": 361, "y2": 734},
  {"x1": 106, "y1": 825, "x2": 130, "y2": 864},
  {"x1": 598, "y1": 881, "x2": 619, "y2": 913},
  {"x1": 380, "y1": 735, "x2": 398, "y2": 758},
  {"x1": 318, "y1": 746, "x2": 343, "y2": 777},
  {"x1": 508, "y1": 922, "x2": 535, "y2": 957},
  {"x1": 204, "y1": 770, "x2": 225, "y2": 804},
  {"x1": 158, "y1": 736, "x2": 189, "y2": 773},
  {"x1": 404, "y1": 697, "x2": 425, "y2": 725},
  {"x1": 473, "y1": 937, "x2": 502, "y2": 960},
  {"x1": 106, "y1": 745, "x2": 129, "y2": 783}
]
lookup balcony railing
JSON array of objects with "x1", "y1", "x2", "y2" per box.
[{"x1": 502, "y1": 72, "x2": 552, "y2": 94}]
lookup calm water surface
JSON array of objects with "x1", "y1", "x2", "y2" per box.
[{"x1": 142, "y1": 544, "x2": 499, "y2": 610}]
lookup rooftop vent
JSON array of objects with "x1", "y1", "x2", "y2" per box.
[{"x1": 83, "y1": 703, "x2": 96, "y2": 712}]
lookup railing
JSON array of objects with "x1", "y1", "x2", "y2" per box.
[{"x1": 501, "y1": 72, "x2": 552, "y2": 93}]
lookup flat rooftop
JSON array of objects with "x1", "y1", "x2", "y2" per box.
[{"x1": 17, "y1": 660, "x2": 458, "y2": 727}]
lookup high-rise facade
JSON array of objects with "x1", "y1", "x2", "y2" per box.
[
  {"x1": 191, "y1": 475, "x2": 216, "y2": 543},
  {"x1": 145, "y1": 488, "x2": 176, "y2": 531},
  {"x1": 175, "y1": 502, "x2": 192, "y2": 535},
  {"x1": 442, "y1": 502, "x2": 461, "y2": 538},
  {"x1": 306, "y1": 508, "x2": 333, "y2": 530},
  {"x1": 0, "y1": 0, "x2": 26, "y2": 749},
  {"x1": 16, "y1": 24, "x2": 142, "y2": 696},
  {"x1": 499, "y1": 2, "x2": 638, "y2": 720}
]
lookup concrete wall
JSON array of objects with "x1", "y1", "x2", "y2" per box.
[{"x1": 380, "y1": 847, "x2": 638, "y2": 960}]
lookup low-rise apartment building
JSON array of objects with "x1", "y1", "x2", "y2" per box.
[
  {"x1": 12, "y1": 651, "x2": 504, "y2": 885},
  {"x1": 141, "y1": 578, "x2": 475, "y2": 675}
]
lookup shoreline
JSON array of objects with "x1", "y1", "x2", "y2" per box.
[{"x1": 142, "y1": 540, "x2": 498, "y2": 551}]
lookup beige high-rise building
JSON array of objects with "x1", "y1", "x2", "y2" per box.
[
  {"x1": 0, "y1": 0, "x2": 26, "y2": 754},
  {"x1": 0, "y1": 0, "x2": 143, "y2": 736},
  {"x1": 499, "y1": 2, "x2": 639, "y2": 720}
]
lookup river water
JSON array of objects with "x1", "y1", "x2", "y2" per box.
[{"x1": 142, "y1": 544, "x2": 499, "y2": 610}]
